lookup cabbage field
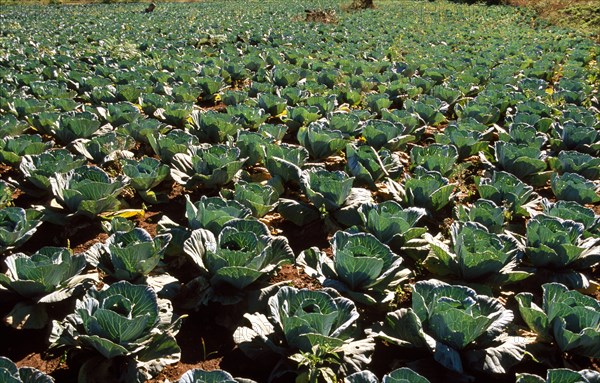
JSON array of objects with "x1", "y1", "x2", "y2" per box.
[{"x1": 0, "y1": 0, "x2": 599, "y2": 382}]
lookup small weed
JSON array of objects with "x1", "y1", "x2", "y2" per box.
[
  {"x1": 59, "y1": 351, "x2": 68, "y2": 365},
  {"x1": 290, "y1": 344, "x2": 341, "y2": 383},
  {"x1": 200, "y1": 337, "x2": 218, "y2": 361}
]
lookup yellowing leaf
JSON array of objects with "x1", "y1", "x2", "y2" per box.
[{"x1": 100, "y1": 209, "x2": 145, "y2": 220}]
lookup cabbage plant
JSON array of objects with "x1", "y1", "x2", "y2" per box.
[
  {"x1": 0, "y1": 115, "x2": 28, "y2": 137},
  {"x1": 197, "y1": 76, "x2": 224, "y2": 102},
  {"x1": 260, "y1": 123, "x2": 288, "y2": 140},
  {"x1": 516, "y1": 283, "x2": 600, "y2": 358},
  {"x1": 410, "y1": 144, "x2": 458, "y2": 177},
  {"x1": 436, "y1": 123, "x2": 489, "y2": 159},
  {"x1": 329, "y1": 113, "x2": 362, "y2": 137},
  {"x1": 508, "y1": 113, "x2": 552, "y2": 134},
  {"x1": 147, "y1": 130, "x2": 199, "y2": 164},
  {"x1": 170, "y1": 144, "x2": 246, "y2": 189},
  {"x1": 503, "y1": 123, "x2": 547, "y2": 150},
  {"x1": 552, "y1": 121, "x2": 599, "y2": 153},
  {"x1": 0, "y1": 356, "x2": 55, "y2": 383},
  {"x1": 97, "y1": 102, "x2": 141, "y2": 126},
  {"x1": 116, "y1": 85, "x2": 143, "y2": 104},
  {"x1": 226, "y1": 105, "x2": 268, "y2": 130},
  {"x1": 297, "y1": 122, "x2": 346, "y2": 160},
  {"x1": 71, "y1": 132, "x2": 135, "y2": 164},
  {"x1": 281, "y1": 88, "x2": 309, "y2": 107},
  {"x1": 494, "y1": 142, "x2": 547, "y2": 181},
  {"x1": 285, "y1": 106, "x2": 321, "y2": 130},
  {"x1": 404, "y1": 98, "x2": 446, "y2": 126},
  {"x1": 232, "y1": 181, "x2": 280, "y2": 218},
  {"x1": 381, "y1": 368, "x2": 431, "y2": 383},
  {"x1": 222, "y1": 90, "x2": 248, "y2": 106},
  {"x1": 517, "y1": 369, "x2": 600, "y2": 383},
  {"x1": 305, "y1": 95, "x2": 337, "y2": 116},
  {"x1": 0, "y1": 134, "x2": 54, "y2": 165},
  {"x1": 178, "y1": 369, "x2": 257, "y2": 383},
  {"x1": 551, "y1": 172, "x2": 600, "y2": 205},
  {"x1": 118, "y1": 119, "x2": 169, "y2": 145},
  {"x1": 456, "y1": 102, "x2": 500, "y2": 125},
  {"x1": 121, "y1": 157, "x2": 170, "y2": 203},
  {"x1": 264, "y1": 143, "x2": 309, "y2": 184},
  {"x1": 403, "y1": 167, "x2": 455, "y2": 213},
  {"x1": 273, "y1": 67, "x2": 302, "y2": 88},
  {"x1": 318, "y1": 69, "x2": 342, "y2": 89},
  {"x1": 370, "y1": 279, "x2": 523, "y2": 375},
  {"x1": 380, "y1": 110, "x2": 423, "y2": 139},
  {"x1": 346, "y1": 144, "x2": 403, "y2": 190},
  {"x1": 361, "y1": 120, "x2": 414, "y2": 151},
  {"x1": 541, "y1": 199, "x2": 599, "y2": 237},
  {"x1": 85, "y1": 228, "x2": 171, "y2": 282},
  {"x1": 235, "y1": 131, "x2": 270, "y2": 166},
  {"x1": 89, "y1": 86, "x2": 117, "y2": 104},
  {"x1": 0, "y1": 247, "x2": 91, "y2": 329},
  {"x1": 157, "y1": 195, "x2": 252, "y2": 257},
  {"x1": 53, "y1": 112, "x2": 102, "y2": 143},
  {"x1": 188, "y1": 110, "x2": 240, "y2": 143},
  {"x1": 49, "y1": 166, "x2": 128, "y2": 218},
  {"x1": 159, "y1": 103, "x2": 193, "y2": 127},
  {"x1": 298, "y1": 230, "x2": 411, "y2": 305},
  {"x1": 258, "y1": 93, "x2": 287, "y2": 117},
  {"x1": 282, "y1": 169, "x2": 371, "y2": 228},
  {"x1": 50, "y1": 281, "x2": 181, "y2": 382},
  {"x1": 20, "y1": 149, "x2": 87, "y2": 192},
  {"x1": 301, "y1": 169, "x2": 354, "y2": 212},
  {"x1": 0, "y1": 207, "x2": 43, "y2": 253},
  {"x1": 183, "y1": 195, "x2": 252, "y2": 235},
  {"x1": 523, "y1": 214, "x2": 600, "y2": 289},
  {"x1": 477, "y1": 171, "x2": 537, "y2": 217},
  {"x1": 9, "y1": 97, "x2": 51, "y2": 119},
  {"x1": 345, "y1": 370, "x2": 379, "y2": 383},
  {"x1": 233, "y1": 286, "x2": 374, "y2": 380},
  {"x1": 357, "y1": 201, "x2": 427, "y2": 250},
  {"x1": 551, "y1": 150, "x2": 600, "y2": 180},
  {"x1": 181, "y1": 219, "x2": 294, "y2": 306},
  {"x1": 365, "y1": 93, "x2": 392, "y2": 115},
  {"x1": 345, "y1": 368, "x2": 432, "y2": 383},
  {"x1": 454, "y1": 199, "x2": 505, "y2": 234},
  {"x1": 140, "y1": 93, "x2": 172, "y2": 116},
  {"x1": 555, "y1": 77, "x2": 590, "y2": 105},
  {"x1": 423, "y1": 222, "x2": 530, "y2": 288}
]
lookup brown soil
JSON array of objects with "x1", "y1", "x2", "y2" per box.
[
  {"x1": 197, "y1": 100, "x2": 227, "y2": 113},
  {"x1": 15, "y1": 353, "x2": 69, "y2": 379},
  {"x1": 323, "y1": 155, "x2": 347, "y2": 172},
  {"x1": 135, "y1": 210, "x2": 162, "y2": 237},
  {"x1": 71, "y1": 232, "x2": 109, "y2": 254},
  {"x1": 149, "y1": 359, "x2": 222, "y2": 383},
  {"x1": 0, "y1": 163, "x2": 13, "y2": 177},
  {"x1": 270, "y1": 263, "x2": 322, "y2": 290},
  {"x1": 303, "y1": 8, "x2": 338, "y2": 24}
]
